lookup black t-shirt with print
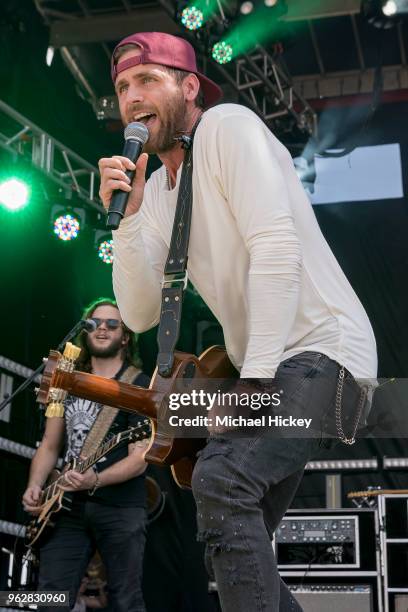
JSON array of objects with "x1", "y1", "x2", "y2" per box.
[{"x1": 63, "y1": 363, "x2": 150, "y2": 507}]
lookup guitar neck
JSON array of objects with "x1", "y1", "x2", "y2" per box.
[
  {"x1": 42, "y1": 426, "x2": 149, "y2": 503},
  {"x1": 41, "y1": 434, "x2": 124, "y2": 502},
  {"x1": 348, "y1": 488, "x2": 408, "y2": 498},
  {"x1": 76, "y1": 432, "x2": 126, "y2": 473}
]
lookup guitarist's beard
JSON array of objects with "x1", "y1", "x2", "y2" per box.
[{"x1": 86, "y1": 335, "x2": 124, "y2": 359}]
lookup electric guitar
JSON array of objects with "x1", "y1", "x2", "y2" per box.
[
  {"x1": 25, "y1": 420, "x2": 151, "y2": 548},
  {"x1": 37, "y1": 345, "x2": 238, "y2": 489}
]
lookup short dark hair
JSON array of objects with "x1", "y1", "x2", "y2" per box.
[
  {"x1": 75, "y1": 297, "x2": 142, "y2": 372},
  {"x1": 164, "y1": 66, "x2": 205, "y2": 110},
  {"x1": 113, "y1": 43, "x2": 204, "y2": 109}
]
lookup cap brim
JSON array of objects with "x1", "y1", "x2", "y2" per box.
[{"x1": 196, "y1": 72, "x2": 223, "y2": 108}]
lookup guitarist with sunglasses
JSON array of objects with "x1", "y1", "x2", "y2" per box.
[{"x1": 22, "y1": 298, "x2": 150, "y2": 612}]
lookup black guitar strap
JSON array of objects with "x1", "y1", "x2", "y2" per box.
[{"x1": 156, "y1": 121, "x2": 200, "y2": 377}]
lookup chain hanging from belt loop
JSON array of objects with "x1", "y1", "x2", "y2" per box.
[{"x1": 335, "y1": 366, "x2": 367, "y2": 445}]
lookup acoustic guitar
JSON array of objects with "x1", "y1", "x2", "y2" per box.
[
  {"x1": 37, "y1": 345, "x2": 237, "y2": 489},
  {"x1": 25, "y1": 420, "x2": 151, "y2": 548}
]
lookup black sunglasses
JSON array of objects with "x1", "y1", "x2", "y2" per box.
[{"x1": 91, "y1": 317, "x2": 122, "y2": 330}]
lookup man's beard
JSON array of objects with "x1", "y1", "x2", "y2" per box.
[
  {"x1": 129, "y1": 90, "x2": 188, "y2": 155},
  {"x1": 86, "y1": 335, "x2": 124, "y2": 359}
]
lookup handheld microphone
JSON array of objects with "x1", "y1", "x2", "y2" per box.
[
  {"x1": 0, "y1": 317, "x2": 98, "y2": 413},
  {"x1": 106, "y1": 122, "x2": 149, "y2": 230}
]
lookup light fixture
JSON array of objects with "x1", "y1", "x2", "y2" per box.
[
  {"x1": 50, "y1": 204, "x2": 85, "y2": 241},
  {"x1": 53, "y1": 213, "x2": 80, "y2": 241},
  {"x1": 361, "y1": 0, "x2": 400, "y2": 28},
  {"x1": 382, "y1": 0, "x2": 397, "y2": 14},
  {"x1": 94, "y1": 230, "x2": 114, "y2": 264},
  {"x1": 264, "y1": 0, "x2": 288, "y2": 14},
  {"x1": 0, "y1": 178, "x2": 30, "y2": 211},
  {"x1": 240, "y1": 1, "x2": 254, "y2": 14},
  {"x1": 98, "y1": 239, "x2": 114, "y2": 265},
  {"x1": 46, "y1": 46, "x2": 55, "y2": 67},
  {"x1": 212, "y1": 41, "x2": 234, "y2": 64},
  {"x1": 181, "y1": 6, "x2": 205, "y2": 30}
]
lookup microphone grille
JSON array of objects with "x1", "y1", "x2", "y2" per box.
[
  {"x1": 124, "y1": 122, "x2": 149, "y2": 144},
  {"x1": 83, "y1": 318, "x2": 97, "y2": 332}
]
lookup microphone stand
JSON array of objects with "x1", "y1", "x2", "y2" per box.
[{"x1": 0, "y1": 320, "x2": 88, "y2": 414}]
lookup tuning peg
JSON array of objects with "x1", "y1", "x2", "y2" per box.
[
  {"x1": 43, "y1": 357, "x2": 48, "y2": 362},
  {"x1": 34, "y1": 387, "x2": 39, "y2": 394}
]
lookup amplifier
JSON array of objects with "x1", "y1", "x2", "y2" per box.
[
  {"x1": 395, "y1": 594, "x2": 408, "y2": 612},
  {"x1": 289, "y1": 584, "x2": 372, "y2": 612},
  {"x1": 276, "y1": 514, "x2": 359, "y2": 568}
]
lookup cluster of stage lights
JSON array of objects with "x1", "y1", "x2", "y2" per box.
[
  {"x1": 53, "y1": 213, "x2": 80, "y2": 241},
  {"x1": 50, "y1": 210, "x2": 114, "y2": 265},
  {"x1": 179, "y1": 5, "x2": 235, "y2": 64},
  {"x1": 179, "y1": 0, "x2": 285, "y2": 64},
  {"x1": 361, "y1": 0, "x2": 408, "y2": 28},
  {"x1": 180, "y1": 4, "x2": 234, "y2": 63},
  {"x1": 240, "y1": 0, "x2": 279, "y2": 15},
  {"x1": 181, "y1": 6, "x2": 204, "y2": 30},
  {"x1": 1, "y1": 175, "x2": 113, "y2": 263},
  {"x1": 212, "y1": 41, "x2": 234, "y2": 64},
  {"x1": 98, "y1": 239, "x2": 114, "y2": 265}
]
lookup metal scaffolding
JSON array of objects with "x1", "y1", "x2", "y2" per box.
[
  {"x1": 0, "y1": 99, "x2": 104, "y2": 213},
  {"x1": 94, "y1": 45, "x2": 318, "y2": 137},
  {"x1": 34, "y1": 0, "x2": 317, "y2": 136},
  {"x1": 157, "y1": 0, "x2": 317, "y2": 136},
  {"x1": 233, "y1": 47, "x2": 317, "y2": 134}
]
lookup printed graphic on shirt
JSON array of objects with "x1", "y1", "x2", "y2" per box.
[{"x1": 64, "y1": 396, "x2": 101, "y2": 463}]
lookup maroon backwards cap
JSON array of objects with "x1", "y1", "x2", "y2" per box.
[{"x1": 111, "y1": 31, "x2": 222, "y2": 108}]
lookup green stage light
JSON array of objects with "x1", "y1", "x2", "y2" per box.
[
  {"x1": 181, "y1": 6, "x2": 204, "y2": 30},
  {"x1": 212, "y1": 41, "x2": 234, "y2": 64},
  {"x1": 222, "y1": 0, "x2": 289, "y2": 59},
  {"x1": 98, "y1": 239, "x2": 114, "y2": 265},
  {"x1": 0, "y1": 178, "x2": 30, "y2": 211},
  {"x1": 53, "y1": 213, "x2": 80, "y2": 241}
]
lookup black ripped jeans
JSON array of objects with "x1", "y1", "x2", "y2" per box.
[{"x1": 191, "y1": 352, "x2": 365, "y2": 612}]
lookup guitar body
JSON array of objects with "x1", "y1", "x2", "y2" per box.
[
  {"x1": 25, "y1": 424, "x2": 150, "y2": 548},
  {"x1": 25, "y1": 469, "x2": 73, "y2": 549},
  {"x1": 38, "y1": 346, "x2": 237, "y2": 489},
  {"x1": 145, "y1": 346, "x2": 237, "y2": 488}
]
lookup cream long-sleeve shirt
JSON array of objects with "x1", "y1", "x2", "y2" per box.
[{"x1": 112, "y1": 104, "x2": 377, "y2": 379}]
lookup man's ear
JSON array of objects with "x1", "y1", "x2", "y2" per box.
[
  {"x1": 182, "y1": 73, "x2": 200, "y2": 103},
  {"x1": 122, "y1": 331, "x2": 130, "y2": 346}
]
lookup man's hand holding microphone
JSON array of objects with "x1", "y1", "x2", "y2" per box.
[{"x1": 99, "y1": 122, "x2": 149, "y2": 229}]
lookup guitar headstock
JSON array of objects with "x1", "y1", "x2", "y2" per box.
[
  {"x1": 36, "y1": 343, "x2": 81, "y2": 417},
  {"x1": 124, "y1": 419, "x2": 152, "y2": 443}
]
